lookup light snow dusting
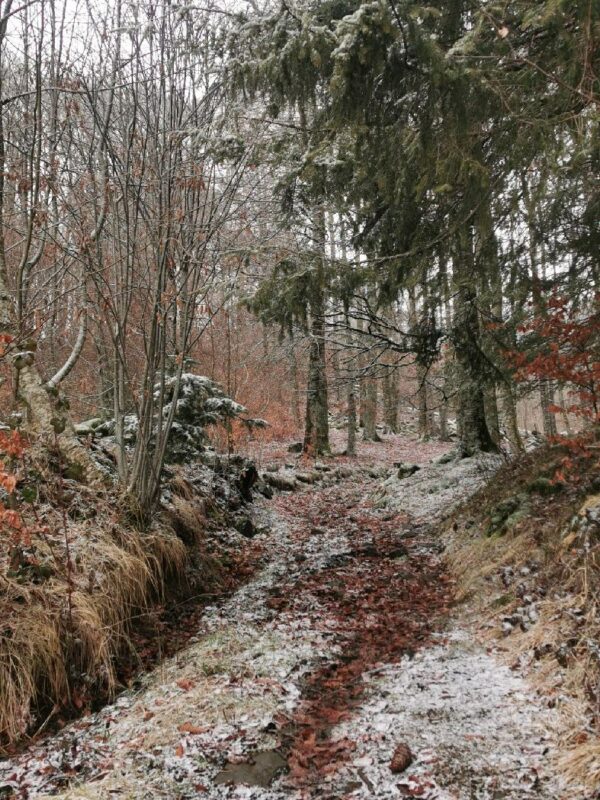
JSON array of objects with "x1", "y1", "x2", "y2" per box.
[{"x1": 0, "y1": 437, "x2": 574, "y2": 799}]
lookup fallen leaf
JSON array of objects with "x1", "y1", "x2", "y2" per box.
[
  {"x1": 176, "y1": 678, "x2": 196, "y2": 692},
  {"x1": 178, "y1": 722, "x2": 208, "y2": 735}
]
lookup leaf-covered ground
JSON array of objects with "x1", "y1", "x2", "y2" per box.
[{"x1": 0, "y1": 435, "x2": 574, "y2": 799}]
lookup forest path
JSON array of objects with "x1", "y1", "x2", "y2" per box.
[{"x1": 1, "y1": 436, "x2": 562, "y2": 799}]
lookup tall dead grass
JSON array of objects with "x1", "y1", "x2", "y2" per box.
[{"x1": 0, "y1": 501, "x2": 190, "y2": 748}]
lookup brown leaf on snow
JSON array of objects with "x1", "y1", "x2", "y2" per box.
[
  {"x1": 176, "y1": 678, "x2": 196, "y2": 691},
  {"x1": 178, "y1": 722, "x2": 208, "y2": 735},
  {"x1": 390, "y1": 743, "x2": 414, "y2": 774}
]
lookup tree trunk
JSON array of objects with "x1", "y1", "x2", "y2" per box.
[
  {"x1": 439, "y1": 397, "x2": 448, "y2": 441},
  {"x1": 438, "y1": 257, "x2": 453, "y2": 441},
  {"x1": 453, "y1": 231, "x2": 497, "y2": 457},
  {"x1": 408, "y1": 285, "x2": 433, "y2": 440},
  {"x1": 347, "y1": 377, "x2": 357, "y2": 456},
  {"x1": 303, "y1": 313, "x2": 330, "y2": 455},
  {"x1": 416, "y1": 364, "x2": 431, "y2": 440},
  {"x1": 95, "y1": 322, "x2": 114, "y2": 418},
  {"x1": 523, "y1": 173, "x2": 558, "y2": 439},
  {"x1": 558, "y1": 388, "x2": 572, "y2": 435},
  {"x1": 484, "y1": 385, "x2": 501, "y2": 445},
  {"x1": 540, "y1": 379, "x2": 558, "y2": 437},
  {"x1": 343, "y1": 298, "x2": 357, "y2": 456},
  {"x1": 362, "y1": 375, "x2": 380, "y2": 441},
  {"x1": 288, "y1": 342, "x2": 302, "y2": 428},
  {"x1": 17, "y1": 360, "x2": 104, "y2": 484},
  {"x1": 382, "y1": 369, "x2": 399, "y2": 433},
  {"x1": 0, "y1": 260, "x2": 103, "y2": 485},
  {"x1": 500, "y1": 383, "x2": 524, "y2": 454},
  {"x1": 303, "y1": 267, "x2": 330, "y2": 455}
]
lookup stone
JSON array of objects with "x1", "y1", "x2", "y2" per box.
[
  {"x1": 396, "y1": 463, "x2": 420, "y2": 479},
  {"x1": 74, "y1": 417, "x2": 103, "y2": 436},
  {"x1": 295, "y1": 471, "x2": 320, "y2": 484},
  {"x1": 234, "y1": 516, "x2": 258, "y2": 538},
  {"x1": 486, "y1": 494, "x2": 529, "y2": 536},
  {"x1": 263, "y1": 472, "x2": 297, "y2": 492},
  {"x1": 256, "y1": 481, "x2": 274, "y2": 499}
]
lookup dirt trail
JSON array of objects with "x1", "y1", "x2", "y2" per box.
[{"x1": 0, "y1": 436, "x2": 565, "y2": 799}]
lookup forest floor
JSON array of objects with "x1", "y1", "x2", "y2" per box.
[{"x1": 0, "y1": 433, "x2": 578, "y2": 799}]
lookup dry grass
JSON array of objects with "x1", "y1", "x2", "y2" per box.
[
  {"x1": 165, "y1": 494, "x2": 206, "y2": 545},
  {"x1": 0, "y1": 483, "x2": 197, "y2": 749},
  {"x1": 558, "y1": 739, "x2": 600, "y2": 793},
  {"x1": 445, "y1": 445, "x2": 600, "y2": 792}
]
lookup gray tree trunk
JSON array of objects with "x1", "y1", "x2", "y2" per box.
[
  {"x1": 343, "y1": 299, "x2": 357, "y2": 455},
  {"x1": 453, "y1": 230, "x2": 497, "y2": 457},
  {"x1": 540, "y1": 379, "x2": 558, "y2": 437},
  {"x1": 302, "y1": 205, "x2": 330, "y2": 455},
  {"x1": 523, "y1": 173, "x2": 558, "y2": 439},
  {"x1": 303, "y1": 308, "x2": 330, "y2": 455},
  {"x1": 484, "y1": 385, "x2": 501, "y2": 445},
  {"x1": 288, "y1": 342, "x2": 302, "y2": 428},
  {"x1": 347, "y1": 377, "x2": 357, "y2": 456},
  {"x1": 500, "y1": 383, "x2": 524, "y2": 454},
  {"x1": 362, "y1": 375, "x2": 380, "y2": 441},
  {"x1": 382, "y1": 369, "x2": 399, "y2": 433},
  {"x1": 416, "y1": 364, "x2": 431, "y2": 440}
]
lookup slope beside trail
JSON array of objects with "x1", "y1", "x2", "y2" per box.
[{"x1": 0, "y1": 435, "x2": 566, "y2": 799}]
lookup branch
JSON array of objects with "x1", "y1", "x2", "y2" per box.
[{"x1": 45, "y1": 310, "x2": 88, "y2": 390}]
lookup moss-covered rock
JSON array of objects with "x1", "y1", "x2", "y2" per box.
[{"x1": 486, "y1": 493, "x2": 529, "y2": 536}]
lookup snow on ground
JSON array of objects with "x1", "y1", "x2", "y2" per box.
[
  {"x1": 330, "y1": 630, "x2": 559, "y2": 799},
  {"x1": 0, "y1": 436, "x2": 575, "y2": 799},
  {"x1": 371, "y1": 452, "x2": 505, "y2": 523}
]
